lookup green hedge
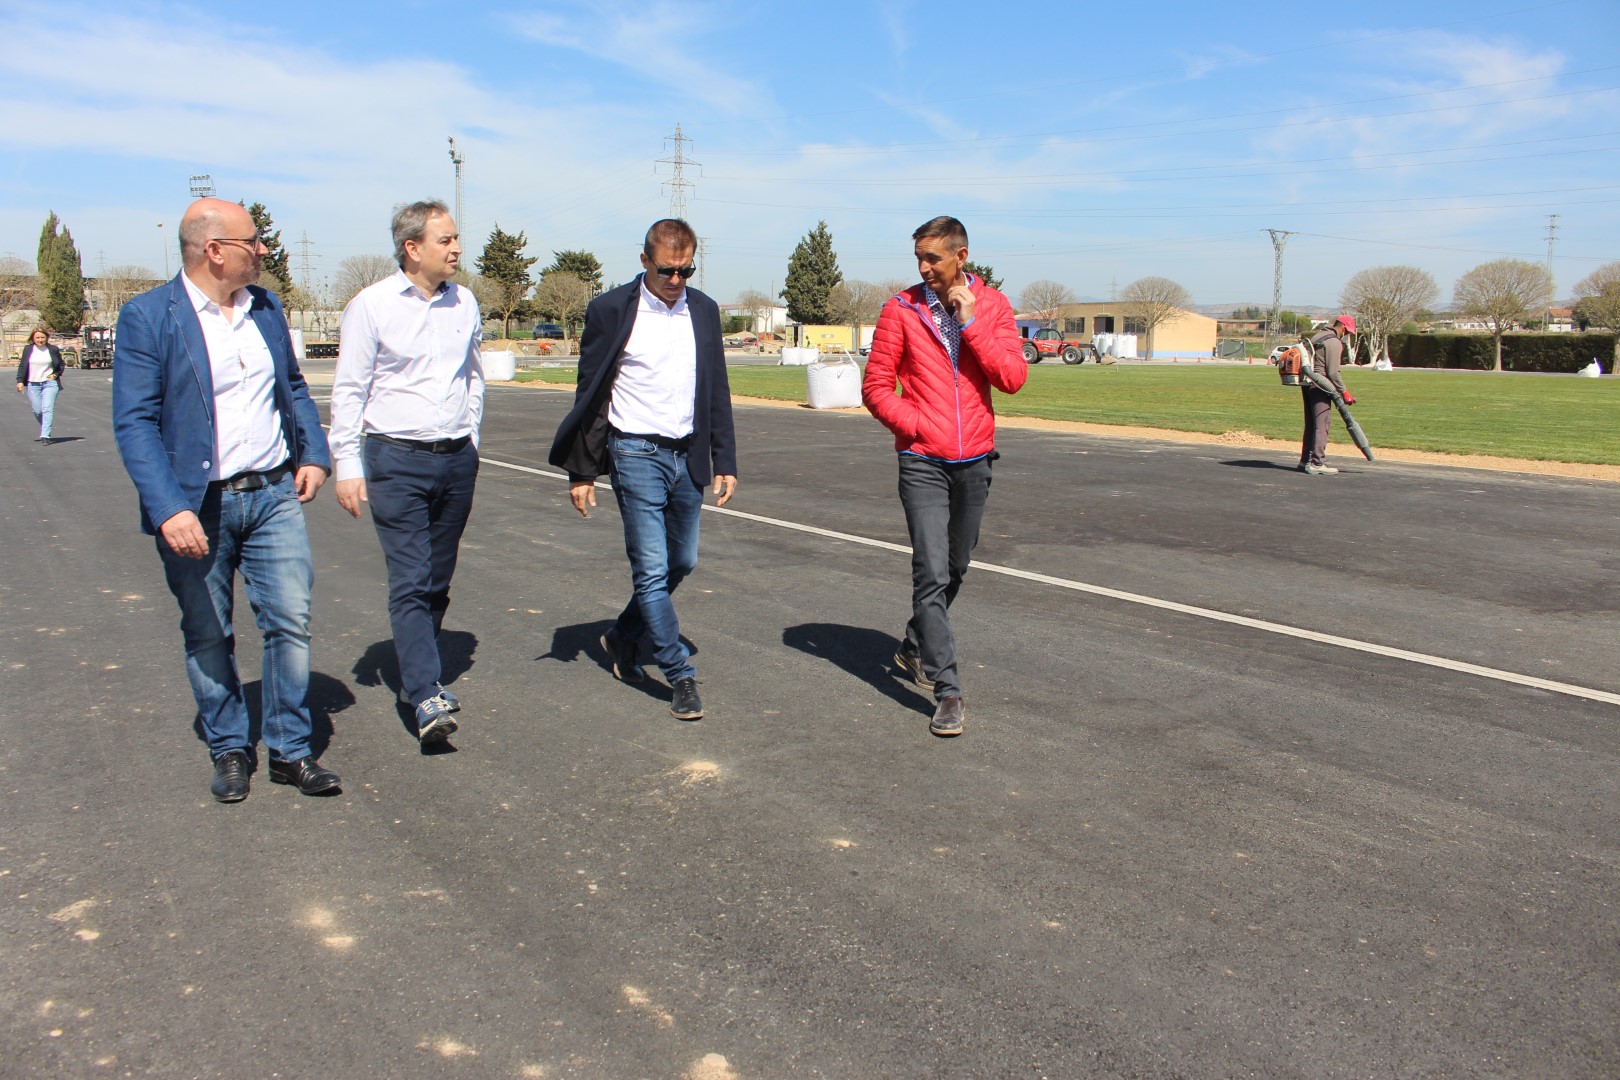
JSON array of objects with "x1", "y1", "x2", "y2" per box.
[{"x1": 1387, "y1": 332, "x2": 1615, "y2": 372}]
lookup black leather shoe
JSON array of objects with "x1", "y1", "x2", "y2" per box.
[
  {"x1": 210, "y1": 751, "x2": 250, "y2": 803},
  {"x1": 601, "y1": 630, "x2": 645, "y2": 683},
  {"x1": 670, "y1": 677, "x2": 704, "y2": 720},
  {"x1": 268, "y1": 756, "x2": 341, "y2": 795}
]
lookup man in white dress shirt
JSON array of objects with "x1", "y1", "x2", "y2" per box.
[
  {"x1": 330, "y1": 200, "x2": 485, "y2": 744},
  {"x1": 548, "y1": 219, "x2": 738, "y2": 721},
  {"x1": 113, "y1": 197, "x2": 337, "y2": 802}
]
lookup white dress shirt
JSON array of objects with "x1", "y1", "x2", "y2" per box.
[
  {"x1": 329, "y1": 269, "x2": 485, "y2": 482},
  {"x1": 608, "y1": 280, "x2": 697, "y2": 439},
  {"x1": 181, "y1": 271, "x2": 288, "y2": 481}
]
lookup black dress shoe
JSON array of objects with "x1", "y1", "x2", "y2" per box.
[
  {"x1": 268, "y1": 756, "x2": 341, "y2": 795},
  {"x1": 601, "y1": 630, "x2": 645, "y2": 683},
  {"x1": 210, "y1": 751, "x2": 251, "y2": 803},
  {"x1": 670, "y1": 677, "x2": 704, "y2": 720}
]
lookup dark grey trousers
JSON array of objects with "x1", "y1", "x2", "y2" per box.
[
  {"x1": 898, "y1": 453, "x2": 994, "y2": 699},
  {"x1": 1300, "y1": 386, "x2": 1333, "y2": 465}
]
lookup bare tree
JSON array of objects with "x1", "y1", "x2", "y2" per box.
[
  {"x1": 1018, "y1": 279, "x2": 1076, "y2": 328},
  {"x1": 333, "y1": 254, "x2": 398, "y2": 306},
  {"x1": 0, "y1": 256, "x2": 36, "y2": 356},
  {"x1": 93, "y1": 265, "x2": 159, "y2": 323},
  {"x1": 1339, "y1": 265, "x2": 1438, "y2": 365},
  {"x1": 459, "y1": 272, "x2": 503, "y2": 334},
  {"x1": 876, "y1": 278, "x2": 911, "y2": 299},
  {"x1": 1572, "y1": 262, "x2": 1620, "y2": 365},
  {"x1": 827, "y1": 279, "x2": 887, "y2": 326},
  {"x1": 735, "y1": 288, "x2": 776, "y2": 335},
  {"x1": 1453, "y1": 258, "x2": 1554, "y2": 371},
  {"x1": 530, "y1": 271, "x2": 592, "y2": 342},
  {"x1": 1120, "y1": 275, "x2": 1192, "y2": 359}
]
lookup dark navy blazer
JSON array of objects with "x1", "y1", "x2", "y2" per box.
[
  {"x1": 548, "y1": 275, "x2": 737, "y2": 487},
  {"x1": 112, "y1": 275, "x2": 331, "y2": 535}
]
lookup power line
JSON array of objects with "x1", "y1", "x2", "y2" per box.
[{"x1": 711, "y1": 70, "x2": 1620, "y2": 157}]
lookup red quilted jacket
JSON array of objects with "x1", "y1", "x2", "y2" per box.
[{"x1": 861, "y1": 276, "x2": 1028, "y2": 461}]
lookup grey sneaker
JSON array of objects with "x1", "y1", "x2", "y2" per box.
[
  {"x1": 1298, "y1": 463, "x2": 1339, "y2": 475},
  {"x1": 415, "y1": 694, "x2": 459, "y2": 742},
  {"x1": 400, "y1": 683, "x2": 460, "y2": 710},
  {"x1": 929, "y1": 696, "x2": 965, "y2": 737},
  {"x1": 893, "y1": 644, "x2": 935, "y2": 692}
]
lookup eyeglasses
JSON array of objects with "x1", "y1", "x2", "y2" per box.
[
  {"x1": 652, "y1": 264, "x2": 697, "y2": 280},
  {"x1": 211, "y1": 233, "x2": 263, "y2": 249}
]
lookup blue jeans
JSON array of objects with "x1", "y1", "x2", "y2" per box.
[
  {"x1": 363, "y1": 438, "x2": 479, "y2": 706},
  {"x1": 157, "y1": 472, "x2": 315, "y2": 762},
  {"x1": 607, "y1": 433, "x2": 703, "y2": 684},
  {"x1": 898, "y1": 453, "x2": 994, "y2": 699},
  {"x1": 26, "y1": 381, "x2": 58, "y2": 438}
]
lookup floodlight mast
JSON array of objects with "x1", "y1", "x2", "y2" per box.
[
  {"x1": 448, "y1": 138, "x2": 465, "y2": 233},
  {"x1": 189, "y1": 174, "x2": 215, "y2": 199}
]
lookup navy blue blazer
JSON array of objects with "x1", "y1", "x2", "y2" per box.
[
  {"x1": 16, "y1": 343, "x2": 65, "y2": 385},
  {"x1": 112, "y1": 274, "x2": 331, "y2": 535},
  {"x1": 548, "y1": 276, "x2": 737, "y2": 486}
]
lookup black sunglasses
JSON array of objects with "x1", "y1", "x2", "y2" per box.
[{"x1": 652, "y1": 263, "x2": 697, "y2": 280}]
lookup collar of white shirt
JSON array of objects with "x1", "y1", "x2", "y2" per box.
[
  {"x1": 639, "y1": 278, "x2": 688, "y2": 315},
  {"x1": 181, "y1": 271, "x2": 250, "y2": 322},
  {"x1": 392, "y1": 268, "x2": 454, "y2": 303}
]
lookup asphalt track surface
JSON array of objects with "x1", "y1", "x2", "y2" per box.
[{"x1": 3, "y1": 370, "x2": 1617, "y2": 1079}]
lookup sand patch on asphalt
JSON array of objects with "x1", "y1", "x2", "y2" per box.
[
  {"x1": 729, "y1": 395, "x2": 1620, "y2": 482},
  {"x1": 675, "y1": 760, "x2": 721, "y2": 786},
  {"x1": 622, "y1": 985, "x2": 676, "y2": 1028},
  {"x1": 684, "y1": 1053, "x2": 740, "y2": 1080}
]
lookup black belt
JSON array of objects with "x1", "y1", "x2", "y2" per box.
[
  {"x1": 610, "y1": 426, "x2": 692, "y2": 452},
  {"x1": 368, "y1": 432, "x2": 472, "y2": 454},
  {"x1": 212, "y1": 460, "x2": 293, "y2": 493}
]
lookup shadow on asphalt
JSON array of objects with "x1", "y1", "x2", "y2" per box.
[
  {"x1": 782, "y1": 622, "x2": 932, "y2": 716},
  {"x1": 1220, "y1": 459, "x2": 1300, "y2": 470},
  {"x1": 230, "y1": 670, "x2": 355, "y2": 761},
  {"x1": 538, "y1": 620, "x2": 701, "y2": 704},
  {"x1": 351, "y1": 630, "x2": 479, "y2": 746}
]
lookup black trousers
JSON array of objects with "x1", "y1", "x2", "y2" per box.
[{"x1": 897, "y1": 453, "x2": 994, "y2": 699}]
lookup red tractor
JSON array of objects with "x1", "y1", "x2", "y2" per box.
[{"x1": 1019, "y1": 327, "x2": 1091, "y2": 364}]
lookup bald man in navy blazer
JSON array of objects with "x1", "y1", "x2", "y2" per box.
[{"x1": 113, "y1": 197, "x2": 337, "y2": 804}]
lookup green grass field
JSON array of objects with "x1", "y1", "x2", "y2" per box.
[{"x1": 516, "y1": 363, "x2": 1620, "y2": 466}]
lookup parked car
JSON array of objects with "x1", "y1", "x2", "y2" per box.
[{"x1": 532, "y1": 322, "x2": 565, "y2": 339}]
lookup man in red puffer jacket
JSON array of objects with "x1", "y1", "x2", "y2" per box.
[{"x1": 862, "y1": 215, "x2": 1028, "y2": 738}]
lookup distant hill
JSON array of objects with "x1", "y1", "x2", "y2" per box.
[{"x1": 1195, "y1": 304, "x2": 1336, "y2": 318}]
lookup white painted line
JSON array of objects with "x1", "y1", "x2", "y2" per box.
[{"x1": 480, "y1": 455, "x2": 1620, "y2": 709}]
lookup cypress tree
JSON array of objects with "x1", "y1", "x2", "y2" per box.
[
  {"x1": 781, "y1": 221, "x2": 843, "y2": 325},
  {"x1": 36, "y1": 212, "x2": 85, "y2": 334},
  {"x1": 246, "y1": 202, "x2": 292, "y2": 295}
]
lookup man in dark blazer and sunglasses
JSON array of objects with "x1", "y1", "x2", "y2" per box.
[{"x1": 549, "y1": 218, "x2": 738, "y2": 721}]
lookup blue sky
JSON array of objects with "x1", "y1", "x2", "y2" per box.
[{"x1": 2, "y1": 0, "x2": 1616, "y2": 310}]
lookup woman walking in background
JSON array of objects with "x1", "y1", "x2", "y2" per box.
[{"x1": 15, "y1": 327, "x2": 64, "y2": 444}]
